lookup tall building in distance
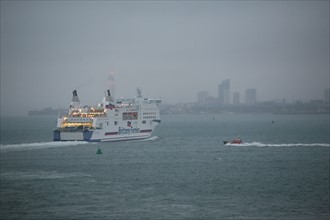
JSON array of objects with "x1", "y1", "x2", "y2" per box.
[
  {"x1": 324, "y1": 88, "x2": 330, "y2": 103},
  {"x1": 245, "y1": 88, "x2": 257, "y2": 105},
  {"x1": 218, "y1": 79, "x2": 230, "y2": 105},
  {"x1": 197, "y1": 91, "x2": 209, "y2": 103},
  {"x1": 233, "y1": 92, "x2": 240, "y2": 105}
]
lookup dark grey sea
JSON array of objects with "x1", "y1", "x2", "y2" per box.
[{"x1": 1, "y1": 114, "x2": 329, "y2": 220}]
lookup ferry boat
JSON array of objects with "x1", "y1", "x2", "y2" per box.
[{"x1": 53, "y1": 89, "x2": 161, "y2": 142}]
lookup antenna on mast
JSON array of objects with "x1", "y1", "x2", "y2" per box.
[{"x1": 137, "y1": 88, "x2": 142, "y2": 98}]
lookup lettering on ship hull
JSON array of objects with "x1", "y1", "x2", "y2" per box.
[{"x1": 118, "y1": 127, "x2": 140, "y2": 135}]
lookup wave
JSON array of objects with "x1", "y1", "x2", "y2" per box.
[
  {"x1": 1, "y1": 170, "x2": 91, "y2": 180},
  {"x1": 144, "y1": 136, "x2": 158, "y2": 141},
  {"x1": 225, "y1": 142, "x2": 330, "y2": 147},
  {"x1": 135, "y1": 136, "x2": 159, "y2": 142},
  {"x1": 0, "y1": 141, "x2": 89, "y2": 152}
]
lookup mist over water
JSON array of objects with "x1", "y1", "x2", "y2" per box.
[
  {"x1": 1, "y1": 1, "x2": 329, "y2": 219},
  {"x1": 1, "y1": 1, "x2": 329, "y2": 116}
]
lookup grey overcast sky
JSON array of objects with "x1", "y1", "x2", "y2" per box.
[{"x1": 1, "y1": 1, "x2": 329, "y2": 116}]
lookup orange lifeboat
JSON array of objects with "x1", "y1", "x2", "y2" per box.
[{"x1": 223, "y1": 137, "x2": 243, "y2": 145}]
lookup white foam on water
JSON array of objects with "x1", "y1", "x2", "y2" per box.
[
  {"x1": 0, "y1": 141, "x2": 89, "y2": 152},
  {"x1": 225, "y1": 142, "x2": 330, "y2": 147},
  {"x1": 1, "y1": 170, "x2": 92, "y2": 180},
  {"x1": 135, "y1": 136, "x2": 158, "y2": 142},
  {"x1": 145, "y1": 136, "x2": 158, "y2": 141}
]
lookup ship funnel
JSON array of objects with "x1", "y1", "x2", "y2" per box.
[
  {"x1": 105, "y1": 89, "x2": 114, "y2": 102},
  {"x1": 71, "y1": 90, "x2": 80, "y2": 103}
]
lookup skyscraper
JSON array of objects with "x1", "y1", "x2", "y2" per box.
[
  {"x1": 324, "y1": 88, "x2": 330, "y2": 103},
  {"x1": 245, "y1": 88, "x2": 257, "y2": 105},
  {"x1": 218, "y1": 79, "x2": 230, "y2": 105},
  {"x1": 233, "y1": 92, "x2": 240, "y2": 105},
  {"x1": 197, "y1": 91, "x2": 209, "y2": 103}
]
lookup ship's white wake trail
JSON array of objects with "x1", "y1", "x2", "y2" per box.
[
  {"x1": 225, "y1": 142, "x2": 330, "y2": 147},
  {"x1": 136, "y1": 136, "x2": 158, "y2": 142},
  {"x1": 0, "y1": 141, "x2": 89, "y2": 152}
]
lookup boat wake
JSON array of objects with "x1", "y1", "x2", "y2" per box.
[
  {"x1": 1, "y1": 170, "x2": 92, "y2": 180},
  {"x1": 136, "y1": 136, "x2": 158, "y2": 142},
  {"x1": 225, "y1": 142, "x2": 330, "y2": 147},
  {"x1": 0, "y1": 141, "x2": 89, "y2": 152}
]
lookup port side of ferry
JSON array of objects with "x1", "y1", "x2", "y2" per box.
[{"x1": 53, "y1": 89, "x2": 161, "y2": 142}]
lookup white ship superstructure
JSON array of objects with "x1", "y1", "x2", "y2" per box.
[{"x1": 54, "y1": 89, "x2": 161, "y2": 142}]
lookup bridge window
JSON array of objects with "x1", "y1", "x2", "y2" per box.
[{"x1": 123, "y1": 112, "x2": 138, "y2": 120}]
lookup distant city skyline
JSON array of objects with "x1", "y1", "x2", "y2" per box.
[
  {"x1": 198, "y1": 78, "x2": 258, "y2": 105},
  {"x1": 196, "y1": 78, "x2": 329, "y2": 105}
]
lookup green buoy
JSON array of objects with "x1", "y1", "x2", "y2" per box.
[{"x1": 96, "y1": 147, "x2": 102, "y2": 154}]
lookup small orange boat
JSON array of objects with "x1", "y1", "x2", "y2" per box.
[{"x1": 223, "y1": 137, "x2": 243, "y2": 145}]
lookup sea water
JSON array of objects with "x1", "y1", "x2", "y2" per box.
[{"x1": 1, "y1": 114, "x2": 329, "y2": 219}]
